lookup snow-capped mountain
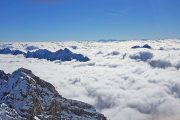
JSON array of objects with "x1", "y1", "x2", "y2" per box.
[{"x1": 0, "y1": 68, "x2": 106, "y2": 120}]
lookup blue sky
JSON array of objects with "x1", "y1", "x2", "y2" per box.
[{"x1": 0, "y1": 0, "x2": 180, "y2": 41}]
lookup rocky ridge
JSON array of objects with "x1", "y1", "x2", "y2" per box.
[
  {"x1": 0, "y1": 68, "x2": 106, "y2": 120},
  {"x1": 0, "y1": 48, "x2": 90, "y2": 62}
]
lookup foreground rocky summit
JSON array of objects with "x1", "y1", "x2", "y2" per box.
[{"x1": 0, "y1": 68, "x2": 106, "y2": 120}]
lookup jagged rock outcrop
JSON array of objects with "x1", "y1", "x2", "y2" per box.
[
  {"x1": 0, "y1": 48, "x2": 25, "y2": 55},
  {"x1": 131, "y1": 44, "x2": 152, "y2": 49},
  {"x1": 0, "y1": 68, "x2": 61, "y2": 120},
  {"x1": 0, "y1": 103, "x2": 25, "y2": 120},
  {"x1": 25, "y1": 48, "x2": 90, "y2": 62},
  {"x1": 0, "y1": 68, "x2": 106, "y2": 120},
  {"x1": 0, "y1": 70, "x2": 9, "y2": 81},
  {"x1": 0, "y1": 47, "x2": 90, "y2": 62},
  {"x1": 60, "y1": 98, "x2": 106, "y2": 120}
]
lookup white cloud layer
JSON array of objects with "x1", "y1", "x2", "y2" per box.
[{"x1": 0, "y1": 39, "x2": 180, "y2": 120}]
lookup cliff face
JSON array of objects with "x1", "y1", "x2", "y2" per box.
[{"x1": 0, "y1": 68, "x2": 106, "y2": 120}]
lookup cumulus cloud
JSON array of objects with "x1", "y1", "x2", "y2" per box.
[
  {"x1": 70, "y1": 45, "x2": 78, "y2": 50},
  {"x1": 0, "y1": 40, "x2": 180, "y2": 120},
  {"x1": 25, "y1": 45, "x2": 39, "y2": 51},
  {"x1": 175, "y1": 63, "x2": 180, "y2": 70},
  {"x1": 106, "y1": 51, "x2": 120, "y2": 56},
  {"x1": 149, "y1": 60, "x2": 172, "y2": 69},
  {"x1": 130, "y1": 51, "x2": 153, "y2": 61}
]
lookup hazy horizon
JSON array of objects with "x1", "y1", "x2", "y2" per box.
[{"x1": 1, "y1": 38, "x2": 180, "y2": 42}]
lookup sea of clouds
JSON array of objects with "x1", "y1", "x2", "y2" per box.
[{"x1": 0, "y1": 39, "x2": 180, "y2": 120}]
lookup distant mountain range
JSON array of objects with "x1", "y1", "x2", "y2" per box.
[{"x1": 0, "y1": 48, "x2": 90, "y2": 62}]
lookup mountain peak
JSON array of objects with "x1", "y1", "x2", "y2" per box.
[{"x1": 0, "y1": 68, "x2": 106, "y2": 120}]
